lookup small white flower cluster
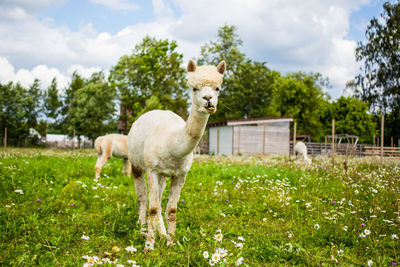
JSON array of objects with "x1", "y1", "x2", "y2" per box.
[
  {"x1": 14, "y1": 189, "x2": 24, "y2": 194},
  {"x1": 82, "y1": 246, "x2": 139, "y2": 267},
  {"x1": 203, "y1": 229, "x2": 244, "y2": 266}
]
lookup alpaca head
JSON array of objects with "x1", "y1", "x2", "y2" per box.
[{"x1": 187, "y1": 60, "x2": 226, "y2": 114}]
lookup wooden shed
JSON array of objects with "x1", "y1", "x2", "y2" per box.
[{"x1": 207, "y1": 117, "x2": 293, "y2": 155}]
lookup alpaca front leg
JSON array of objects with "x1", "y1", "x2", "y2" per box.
[
  {"x1": 122, "y1": 158, "x2": 130, "y2": 176},
  {"x1": 145, "y1": 170, "x2": 162, "y2": 251},
  {"x1": 165, "y1": 175, "x2": 186, "y2": 246}
]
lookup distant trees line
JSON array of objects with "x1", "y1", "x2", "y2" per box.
[{"x1": 1, "y1": 2, "x2": 399, "y2": 147}]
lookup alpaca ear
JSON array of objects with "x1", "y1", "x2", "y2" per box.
[
  {"x1": 217, "y1": 61, "x2": 226, "y2": 75},
  {"x1": 187, "y1": 60, "x2": 196, "y2": 72}
]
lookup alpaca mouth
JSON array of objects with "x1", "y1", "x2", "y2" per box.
[{"x1": 206, "y1": 103, "x2": 215, "y2": 112}]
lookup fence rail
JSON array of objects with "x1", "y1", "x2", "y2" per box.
[{"x1": 290, "y1": 142, "x2": 400, "y2": 158}]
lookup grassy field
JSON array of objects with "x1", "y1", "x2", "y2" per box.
[{"x1": 0, "y1": 148, "x2": 399, "y2": 266}]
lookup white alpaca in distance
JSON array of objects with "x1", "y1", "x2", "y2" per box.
[
  {"x1": 94, "y1": 134, "x2": 131, "y2": 178},
  {"x1": 127, "y1": 60, "x2": 226, "y2": 251},
  {"x1": 294, "y1": 141, "x2": 312, "y2": 164}
]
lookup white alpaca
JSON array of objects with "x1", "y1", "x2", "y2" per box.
[
  {"x1": 294, "y1": 141, "x2": 312, "y2": 164},
  {"x1": 127, "y1": 60, "x2": 226, "y2": 251},
  {"x1": 94, "y1": 134, "x2": 131, "y2": 178}
]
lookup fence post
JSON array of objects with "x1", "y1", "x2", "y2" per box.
[
  {"x1": 4, "y1": 127, "x2": 7, "y2": 150},
  {"x1": 332, "y1": 119, "x2": 335, "y2": 166},
  {"x1": 381, "y1": 115, "x2": 384, "y2": 167},
  {"x1": 293, "y1": 122, "x2": 297, "y2": 157},
  {"x1": 217, "y1": 129, "x2": 220, "y2": 155},
  {"x1": 262, "y1": 125, "x2": 266, "y2": 155},
  {"x1": 73, "y1": 129, "x2": 76, "y2": 152},
  {"x1": 238, "y1": 127, "x2": 241, "y2": 154}
]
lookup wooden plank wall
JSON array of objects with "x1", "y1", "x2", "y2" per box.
[{"x1": 233, "y1": 122, "x2": 290, "y2": 155}]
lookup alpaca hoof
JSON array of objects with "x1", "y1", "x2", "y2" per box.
[{"x1": 167, "y1": 236, "x2": 176, "y2": 247}]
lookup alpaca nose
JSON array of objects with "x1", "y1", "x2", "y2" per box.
[{"x1": 203, "y1": 95, "x2": 212, "y2": 101}]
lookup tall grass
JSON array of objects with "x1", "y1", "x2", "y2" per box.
[{"x1": 0, "y1": 148, "x2": 399, "y2": 266}]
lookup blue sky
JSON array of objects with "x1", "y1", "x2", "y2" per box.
[{"x1": 0, "y1": 0, "x2": 393, "y2": 99}]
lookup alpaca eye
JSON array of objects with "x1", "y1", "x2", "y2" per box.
[
  {"x1": 193, "y1": 88, "x2": 199, "y2": 92},
  {"x1": 216, "y1": 87, "x2": 220, "y2": 92}
]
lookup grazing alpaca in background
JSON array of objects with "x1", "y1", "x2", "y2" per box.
[
  {"x1": 94, "y1": 134, "x2": 131, "y2": 178},
  {"x1": 294, "y1": 141, "x2": 312, "y2": 164},
  {"x1": 127, "y1": 60, "x2": 226, "y2": 251}
]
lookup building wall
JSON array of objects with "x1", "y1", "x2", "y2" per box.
[
  {"x1": 264, "y1": 121, "x2": 290, "y2": 155},
  {"x1": 209, "y1": 126, "x2": 233, "y2": 155},
  {"x1": 231, "y1": 122, "x2": 290, "y2": 155}
]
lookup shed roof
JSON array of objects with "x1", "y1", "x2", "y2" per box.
[{"x1": 207, "y1": 117, "x2": 293, "y2": 128}]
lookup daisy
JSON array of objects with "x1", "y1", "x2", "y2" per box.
[
  {"x1": 203, "y1": 251, "x2": 209, "y2": 259},
  {"x1": 235, "y1": 257, "x2": 244, "y2": 266},
  {"x1": 14, "y1": 189, "x2": 24, "y2": 194},
  {"x1": 392, "y1": 234, "x2": 399, "y2": 240},
  {"x1": 263, "y1": 218, "x2": 267, "y2": 222},
  {"x1": 112, "y1": 246, "x2": 120, "y2": 252},
  {"x1": 214, "y1": 233, "x2": 223, "y2": 242},
  {"x1": 364, "y1": 229, "x2": 371, "y2": 235},
  {"x1": 337, "y1": 249, "x2": 344, "y2": 257},
  {"x1": 216, "y1": 248, "x2": 228, "y2": 258},
  {"x1": 359, "y1": 233, "x2": 366, "y2": 238},
  {"x1": 125, "y1": 246, "x2": 137, "y2": 253},
  {"x1": 102, "y1": 258, "x2": 112, "y2": 263},
  {"x1": 342, "y1": 226, "x2": 348, "y2": 231},
  {"x1": 81, "y1": 234, "x2": 90, "y2": 240},
  {"x1": 211, "y1": 253, "x2": 220, "y2": 263},
  {"x1": 209, "y1": 259, "x2": 216, "y2": 266},
  {"x1": 237, "y1": 236, "x2": 245, "y2": 241},
  {"x1": 314, "y1": 224, "x2": 320, "y2": 230},
  {"x1": 367, "y1": 260, "x2": 373, "y2": 266}
]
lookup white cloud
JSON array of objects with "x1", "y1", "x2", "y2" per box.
[
  {"x1": 0, "y1": 56, "x2": 104, "y2": 92},
  {"x1": 0, "y1": 0, "x2": 373, "y2": 99},
  {"x1": 89, "y1": 0, "x2": 139, "y2": 11}
]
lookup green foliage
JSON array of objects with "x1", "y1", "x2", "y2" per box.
[
  {"x1": 355, "y1": 1, "x2": 400, "y2": 144},
  {"x1": 212, "y1": 60, "x2": 280, "y2": 122},
  {"x1": 0, "y1": 150, "x2": 399, "y2": 266},
  {"x1": 198, "y1": 24, "x2": 245, "y2": 76},
  {"x1": 271, "y1": 72, "x2": 329, "y2": 141},
  {"x1": 44, "y1": 78, "x2": 62, "y2": 121},
  {"x1": 67, "y1": 72, "x2": 116, "y2": 140},
  {"x1": 355, "y1": 1, "x2": 400, "y2": 112},
  {"x1": 0, "y1": 82, "x2": 38, "y2": 145},
  {"x1": 109, "y1": 36, "x2": 188, "y2": 133},
  {"x1": 321, "y1": 97, "x2": 376, "y2": 143}
]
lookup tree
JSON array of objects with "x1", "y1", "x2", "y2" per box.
[
  {"x1": 0, "y1": 82, "x2": 30, "y2": 146},
  {"x1": 271, "y1": 72, "x2": 329, "y2": 141},
  {"x1": 61, "y1": 71, "x2": 85, "y2": 131},
  {"x1": 26, "y1": 79, "x2": 43, "y2": 129},
  {"x1": 198, "y1": 25, "x2": 279, "y2": 122},
  {"x1": 67, "y1": 72, "x2": 116, "y2": 140},
  {"x1": 355, "y1": 1, "x2": 400, "y2": 144},
  {"x1": 44, "y1": 77, "x2": 62, "y2": 121},
  {"x1": 109, "y1": 36, "x2": 188, "y2": 133},
  {"x1": 211, "y1": 60, "x2": 280, "y2": 122},
  {"x1": 198, "y1": 24, "x2": 245, "y2": 77},
  {"x1": 321, "y1": 97, "x2": 376, "y2": 143}
]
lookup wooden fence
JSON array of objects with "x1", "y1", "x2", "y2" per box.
[{"x1": 290, "y1": 142, "x2": 400, "y2": 158}]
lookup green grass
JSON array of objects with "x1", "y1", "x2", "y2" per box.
[{"x1": 0, "y1": 148, "x2": 399, "y2": 266}]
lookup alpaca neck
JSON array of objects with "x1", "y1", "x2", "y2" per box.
[{"x1": 174, "y1": 105, "x2": 209, "y2": 158}]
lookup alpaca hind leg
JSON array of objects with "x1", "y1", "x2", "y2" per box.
[
  {"x1": 158, "y1": 175, "x2": 167, "y2": 238},
  {"x1": 95, "y1": 154, "x2": 109, "y2": 178},
  {"x1": 145, "y1": 170, "x2": 162, "y2": 252},
  {"x1": 132, "y1": 166, "x2": 147, "y2": 236},
  {"x1": 95, "y1": 142, "x2": 112, "y2": 178},
  {"x1": 165, "y1": 175, "x2": 186, "y2": 246}
]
